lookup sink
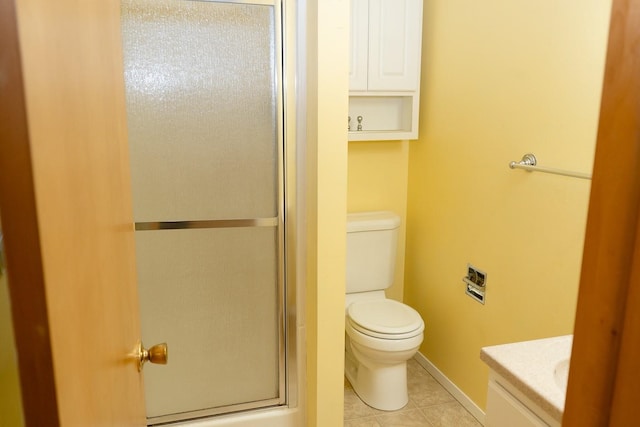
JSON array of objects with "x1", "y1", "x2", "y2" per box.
[
  {"x1": 482, "y1": 336, "x2": 573, "y2": 426},
  {"x1": 554, "y1": 359, "x2": 570, "y2": 392}
]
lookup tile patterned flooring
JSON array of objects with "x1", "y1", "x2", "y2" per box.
[{"x1": 344, "y1": 358, "x2": 483, "y2": 427}]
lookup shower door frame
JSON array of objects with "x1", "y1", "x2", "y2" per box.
[{"x1": 121, "y1": 0, "x2": 298, "y2": 424}]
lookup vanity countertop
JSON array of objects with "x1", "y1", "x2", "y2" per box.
[{"x1": 480, "y1": 335, "x2": 572, "y2": 423}]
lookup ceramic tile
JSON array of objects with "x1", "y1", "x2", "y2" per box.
[
  {"x1": 420, "y1": 402, "x2": 482, "y2": 427},
  {"x1": 376, "y1": 409, "x2": 431, "y2": 426},
  {"x1": 344, "y1": 416, "x2": 382, "y2": 427},
  {"x1": 367, "y1": 400, "x2": 416, "y2": 417},
  {"x1": 345, "y1": 377, "x2": 415, "y2": 415},
  {"x1": 344, "y1": 389, "x2": 377, "y2": 420},
  {"x1": 345, "y1": 357, "x2": 479, "y2": 427},
  {"x1": 408, "y1": 375, "x2": 456, "y2": 408},
  {"x1": 406, "y1": 359, "x2": 431, "y2": 379}
]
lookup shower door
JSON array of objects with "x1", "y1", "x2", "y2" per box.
[{"x1": 121, "y1": 0, "x2": 285, "y2": 423}]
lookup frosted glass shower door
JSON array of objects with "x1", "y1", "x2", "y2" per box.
[{"x1": 121, "y1": 0, "x2": 284, "y2": 423}]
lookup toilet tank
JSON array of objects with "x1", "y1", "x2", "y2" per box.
[{"x1": 346, "y1": 211, "x2": 401, "y2": 294}]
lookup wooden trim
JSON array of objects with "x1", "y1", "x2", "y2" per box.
[
  {"x1": 563, "y1": 0, "x2": 640, "y2": 425},
  {"x1": 609, "y1": 212, "x2": 640, "y2": 425},
  {"x1": 0, "y1": 0, "x2": 60, "y2": 425}
]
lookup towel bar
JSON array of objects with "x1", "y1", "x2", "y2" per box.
[{"x1": 509, "y1": 153, "x2": 592, "y2": 180}]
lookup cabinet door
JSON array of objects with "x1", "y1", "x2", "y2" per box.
[
  {"x1": 486, "y1": 381, "x2": 549, "y2": 427},
  {"x1": 367, "y1": 0, "x2": 422, "y2": 91},
  {"x1": 349, "y1": 0, "x2": 369, "y2": 90}
]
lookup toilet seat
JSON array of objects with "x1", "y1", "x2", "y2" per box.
[{"x1": 347, "y1": 299, "x2": 424, "y2": 340}]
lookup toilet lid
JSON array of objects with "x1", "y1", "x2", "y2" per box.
[{"x1": 347, "y1": 299, "x2": 424, "y2": 338}]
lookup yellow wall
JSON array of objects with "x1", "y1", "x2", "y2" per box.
[
  {"x1": 404, "y1": 0, "x2": 611, "y2": 409},
  {"x1": 347, "y1": 140, "x2": 410, "y2": 302},
  {"x1": 0, "y1": 271, "x2": 25, "y2": 427},
  {"x1": 304, "y1": 0, "x2": 349, "y2": 426}
]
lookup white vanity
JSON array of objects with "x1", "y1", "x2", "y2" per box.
[{"x1": 481, "y1": 335, "x2": 572, "y2": 427}]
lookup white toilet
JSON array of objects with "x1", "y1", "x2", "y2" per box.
[{"x1": 344, "y1": 211, "x2": 425, "y2": 411}]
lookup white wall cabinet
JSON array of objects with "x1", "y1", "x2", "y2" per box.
[
  {"x1": 349, "y1": 0, "x2": 423, "y2": 141},
  {"x1": 349, "y1": 0, "x2": 370, "y2": 91}
]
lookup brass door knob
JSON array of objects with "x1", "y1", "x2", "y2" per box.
[{"x1": 136, "y1": 341, "x2": 168, "y2": 371}]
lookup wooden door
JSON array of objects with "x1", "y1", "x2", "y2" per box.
[
  {"x1": 563, "y1": 0, "x2": 640, "y2": 425},
  {"x1": 0, "y1": 0, "x2": 147, "y2": 425}
]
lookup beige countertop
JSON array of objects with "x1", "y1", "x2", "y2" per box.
[{"x1": 480, "y1": 335, "x2": 572, "y2": 423}]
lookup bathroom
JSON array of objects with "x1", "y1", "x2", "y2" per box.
[
  {"x1": 345, "y1": 0, "x2": 612, "y2": 423},
  {"x1": 1, "y1": 0, "x2": 637, "y2": 426}
]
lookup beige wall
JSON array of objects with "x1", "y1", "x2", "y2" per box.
[
  {"x1": 304, "y1": 0, "x2": 349, "y2": 426},
  {"x1": 404, "y1": 0, "x2": 611, "y2": 409},
  {"x1": 347, "y1": 140, "x2": 410, "y2": 302}
]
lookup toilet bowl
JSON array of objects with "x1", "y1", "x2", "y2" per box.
[
  {"x1": 344, "y1": 212, "x2": 425, "y2": 411},
  {"x1": 345, "y1": 299, "x2": 424, "y2": 410}
]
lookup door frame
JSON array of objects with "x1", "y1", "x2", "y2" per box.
[
  {"x1": 0, "y1": 0, "x2": 59, "y2": 423},
  {"x1": 563, "y1": 0, "x2": 640, "y2": 425}
]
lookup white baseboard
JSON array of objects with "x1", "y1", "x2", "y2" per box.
[{"x1": 414, "y1": 351, "x2": 486, "y2": 425}]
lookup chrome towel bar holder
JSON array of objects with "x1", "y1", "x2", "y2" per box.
[{"x1": 509, "y1": 153, "x2": 592, "y2": 180}]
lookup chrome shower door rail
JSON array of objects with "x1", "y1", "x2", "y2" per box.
[{"x1": 135, "y1": 217, "x2": 279, "y2": 231}]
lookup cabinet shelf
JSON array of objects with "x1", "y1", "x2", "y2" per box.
[{"x1": 348, "y1": 93, "x2": 418, "y2": 141}]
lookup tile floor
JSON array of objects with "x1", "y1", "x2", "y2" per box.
[{"x1": 344, "y1": 358, "x2": 482, "y2": 427}]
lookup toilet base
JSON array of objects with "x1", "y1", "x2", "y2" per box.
[{"x1": 345, "y1": 340, "x2": 409, "y2": 411}]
